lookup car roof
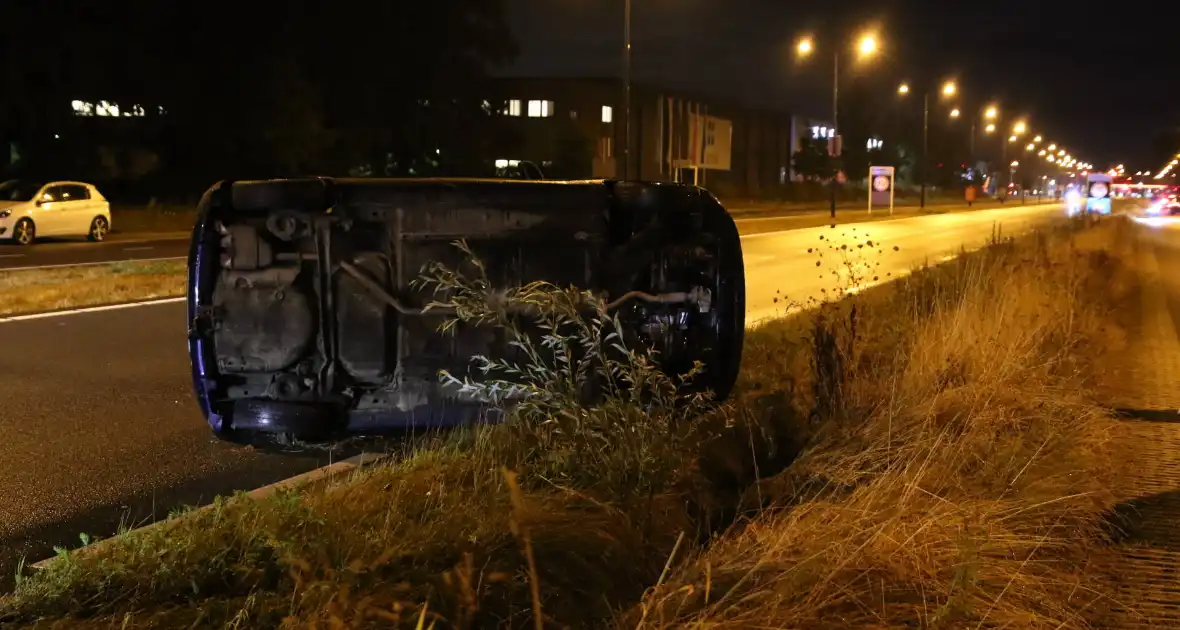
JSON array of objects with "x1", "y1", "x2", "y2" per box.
[{"x1": 43, "y1": 181, "x2": 97, "y2": 188}]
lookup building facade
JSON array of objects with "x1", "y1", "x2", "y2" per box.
[{"x1": 488, "y1": 77, "x2": 835, "y2": 198}]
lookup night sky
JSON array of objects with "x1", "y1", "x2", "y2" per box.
[{"x1": 502, "y1": 0, "x2": 1178, "y2": 171}]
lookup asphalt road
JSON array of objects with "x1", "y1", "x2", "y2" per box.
[
  {"x1": 0, "y1": 202, "x2": 1047, "y2": 270},
  {"x1": 0, "y1": 234, "x2": 188, "y2": 270},
  {"x1": 741, "y1": 202, "x2": 1069, "y2": 323},
  {"x1": 0, "y1": 303, "x2": 330, "y2": 586},
  {"x1": 0, "y1": 202, "x2": 1071, "y2": 583}
]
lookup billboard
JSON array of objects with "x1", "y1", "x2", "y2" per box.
[
  {"x1": 661, "y1": 98, "x2": 733, "y2": 179},
  {"x1": 689, "y1": 114, "x2": 732, "y2": 171}
]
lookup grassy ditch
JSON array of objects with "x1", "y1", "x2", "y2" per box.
[
  {"x1": 0, "y1": 218, "x2": 1132, "y2": 628},
  {"x1": 0, "y1": 260, "x2": 186, "y2": 316}
]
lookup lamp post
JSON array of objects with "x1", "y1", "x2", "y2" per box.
[
  {"x1": 902, "y1": 80, "x2": 957, "y2": 209},
  {"x1": 796, "y1": 33, "x2": 878, "y2": 218},
  {"x1": 621, "y1": 0, "x2": 632, "y2": 180}
]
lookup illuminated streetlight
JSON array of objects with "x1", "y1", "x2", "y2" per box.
[
  {"x1": 897, "y1": 82, "x2": 909, "y2": 94},
  {"x1": 1058, "y1": 149, "x2": 1065, "y2": 156},
  {"x1": 1009, "y1": 135, "x2": 1017, "y2": 142},
  {"x1": 985, "y1": 105, "x2": 998, "y2": 119},
  {"x1": 1033, "y1": 135, "x2": 1042, "y2": 143},
  {"x1": 942, "y1": 81, "x2": 957, "y2": 97},
  {"x1": 858, "y1": 34, "x2": 877, "y2": 56},
  {"x1": 794, "y1": 32, "x2": 882, "y2": 218},
  {"x1": 1013, "y1": 121, "x2": 1027, "y2": 135},
  {"x1": 1010, "y1": 160, "x2": 1019, "y2": 167},
  {"x1": 949, "y1": 108, "x2": 960, "y2": 118},
  {"x1": 985, "y1": 123, "x2": 996, "y2": 133},
  {"x1": 1038, "y1": 149, "x2": 1046, "y2": 156},
  {"x1": 1026, "y1": 143, "x2": 1035, "y2": 151}
]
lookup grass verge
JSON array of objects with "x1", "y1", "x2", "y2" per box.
[
  {"x1": 0, "y1": 260, "x2": 186, "y2": 316},
  {"x1": 111, "y1": 204, "x2": 196, "y2": 235},
  {"x1": 0, "y1": 218, "x2": 1132, "y2": 628}
]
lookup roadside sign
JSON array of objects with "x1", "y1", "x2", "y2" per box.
[{"x1": 868, "y1": 165, "x2": 895, "y2": 215}]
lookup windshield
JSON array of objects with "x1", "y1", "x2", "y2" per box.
[{"x1": 0, "y1": 180, "x2": 44, "y2": 202}]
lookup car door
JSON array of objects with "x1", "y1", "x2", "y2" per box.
[
  {"x1": 31, "y1": 185, "x2": 67, "y2": 236},
  {"x1": 57, "y1": 184, "x2": 92, "y2": 236}
]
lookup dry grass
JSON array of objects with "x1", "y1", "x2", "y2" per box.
[
  {"x1": 110, "y1": 204, "x2": 196, "y2": 234},
  {"x1": 0, "y1": 260, "x2": 186, "y2": 315},
  {"x1": 0, "y1": 218, "x2": 1133, "y2": 629}
]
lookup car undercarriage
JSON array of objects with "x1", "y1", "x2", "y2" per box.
[{"x1": 186, "y1": 177, "x2": 745, "y2": 446}]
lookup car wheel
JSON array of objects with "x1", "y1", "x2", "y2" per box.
[
  {"x1": 701, "y1": 202, "x2": 745, "y2": 401},
  {"x1": 13, "y1": 219, "x2": 35, "y2": 246},
  {"x1": 88, "y1": 216, "x2": 109, "y2": 241}
]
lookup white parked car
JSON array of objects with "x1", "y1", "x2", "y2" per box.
[{"x1": 0, "y1": 179, "x2": 112, "y2": 245}]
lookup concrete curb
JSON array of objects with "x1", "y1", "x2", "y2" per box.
[{"x1": 29, "y1": 451, "x2": 388, "y2": 571}]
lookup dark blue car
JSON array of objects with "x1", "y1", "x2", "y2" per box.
[{"x1": 187, "y1": 177, "x2": 744, "y2": 447}]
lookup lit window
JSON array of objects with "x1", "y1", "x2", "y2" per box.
[
  {"x1": 601, "y1": 105, "x2": 613, "y2": 123},
  {"x1": 527, "y1": 100, "x2": 554, "y2": 117},
  {"x1": 71, "y1": 100, "x2": 94, "y2": 116},
  {"x1": 95, "y1": 101, "x2": 120, "y2": 117},
  {"x1": 503, "y1": 99, "x2": 522, "y2": 116}
]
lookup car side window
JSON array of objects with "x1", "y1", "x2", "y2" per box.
[
  {"x1": 59, "y1": 185, "x2": 89, "y2": 201},
  {"x1": 39, "y1": 186, "x2": 63, "y2": 203}
]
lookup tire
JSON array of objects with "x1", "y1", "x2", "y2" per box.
[
  {"x1": 12, "y1": 218, "x2": 35, "y2": 246},
  {"x1": 88, "y1": 216, "x2": 109, "y2": 241},
  {"x1": 701, "y1": 202, "x2": 745, "y2": 401}
]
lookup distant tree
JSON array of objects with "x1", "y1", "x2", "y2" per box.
[
  {"x1": 3, "y1": 0, "x2": 518, "y2": 189},
  {"x1": 793, "y1": 136, "x2": 833, "y2": 180}
]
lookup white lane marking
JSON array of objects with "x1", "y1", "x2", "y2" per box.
[
  {"x1": 123, "y1": 246, "x2": 155, "y2": 251},
  {"x1": 0, "y1": 254, "x2": 25, "y2": 258},
  {"x1": 0, "y1": 256, "x2": 185, "y2": 272},
  {"x1": 0, "y1": 297, "x2": 185, "y2": 324}
]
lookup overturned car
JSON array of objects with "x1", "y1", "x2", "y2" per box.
[{"x1": 186, "y1": 177, "x2": 745, "y2": 445}]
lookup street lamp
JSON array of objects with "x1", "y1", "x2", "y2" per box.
[
  {"x1": 897, "y1": 82, "x2": 910, "y2": 94},
  {"x1": 1026, "y1": 142, "x2": 1035, "y2": 151},
  {"x1": 985, "y1": 123, "x2": 996, "y2": 133},
  {"x1": 901, "y1": 78, "x2": 958, "y2": 208},
  {"x1": 985, "y1": 105, "x2": 998, "y2": 119},
  {"x1": 795, "y1": 31, "x2": 879, "y2": 218},
  {"x1": 621, "y1": 0, "x2": 633, "y2": 179},
  {"x1": 1013, "y1": 121, "x2": 1027, "y2": 135},
  {"x1": 859, "y1": 35, "x2": 877, "y2": 55},
  {"x1": 1033, "y1": 135, "x2": 1042, "y2": 143}
]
